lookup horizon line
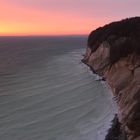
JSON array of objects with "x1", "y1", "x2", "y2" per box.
[{"x1": 0, "y1": 34, "x2": 88, "y2": 37}]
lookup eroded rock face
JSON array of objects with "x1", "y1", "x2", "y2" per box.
[{"x1": 83, "y1": 17, "x2": 140, "y2": 140}]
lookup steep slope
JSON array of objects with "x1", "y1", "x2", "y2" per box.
[{"x1": 82, "y1": 17, "x2": 140, "y2": 140}]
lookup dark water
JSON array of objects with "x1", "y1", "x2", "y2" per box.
[{"x1": 0, "y1": 36, "x2": 115, "y2": 140}]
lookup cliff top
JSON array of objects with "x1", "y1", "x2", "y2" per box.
[{"x1": 88, "y1": 17, "x2": 140, "y2": 63}]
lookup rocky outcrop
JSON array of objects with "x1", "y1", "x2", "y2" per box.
[{"x1": 82, "y1": 17, "x2": 140, "y2": 140}]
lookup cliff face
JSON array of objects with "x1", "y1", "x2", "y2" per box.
[{"x1": 82, "y1": 17, "x2": 140, "y2": 140}]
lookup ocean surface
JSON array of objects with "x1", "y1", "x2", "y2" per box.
[{"x1": 0, "y1": 36, "x2": 115, "y2": 140}]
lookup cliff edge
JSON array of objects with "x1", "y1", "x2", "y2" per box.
[{"x1": 82, "y1": 17, "x2": 140, "y2": 140}]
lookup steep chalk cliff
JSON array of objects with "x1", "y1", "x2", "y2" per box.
[{"x1": 82, "y1": 17, "x2": 140, "y2": 140}]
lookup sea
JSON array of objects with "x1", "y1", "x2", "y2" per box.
[{"x1": 0, "y1": 36, "x2": 116, "y2": 140}]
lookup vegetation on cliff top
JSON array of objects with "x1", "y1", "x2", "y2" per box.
[{"x1": 88, "y1": 17, "x2": 140, "y2": 63}]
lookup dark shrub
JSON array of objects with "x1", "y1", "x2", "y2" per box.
[{"x1": 88, "y1": 17, "x2": 140, "y2": 63}]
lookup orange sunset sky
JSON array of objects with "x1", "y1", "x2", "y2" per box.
[{"x1": 0, "y1": 0, "x2": 140, "y2": 36}]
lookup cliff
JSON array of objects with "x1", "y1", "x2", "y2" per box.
[{"x1": 82, "y1": 17, "x2": 140, "y2": 140}]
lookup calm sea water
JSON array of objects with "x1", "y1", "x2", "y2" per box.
[{"x1": 0, "y1": 36, "x2": 115, "y2": 140}]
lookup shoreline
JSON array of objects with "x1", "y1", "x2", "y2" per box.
[
  {"x1": 81, "y1": 58, "x2": 128, "y2": 140},
  {"x1": 81, "y1": 59, "x2": 122, "y2": 140}
]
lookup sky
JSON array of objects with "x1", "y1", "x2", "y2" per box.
[{"x1": 0, "y1": 0, "x2": 140, "y2": 36}]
